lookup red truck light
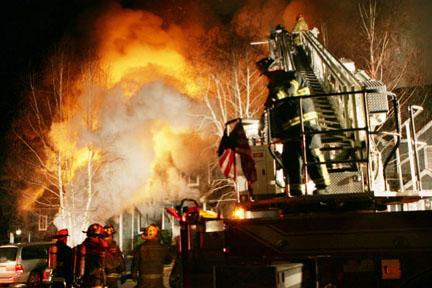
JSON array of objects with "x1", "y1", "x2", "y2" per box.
[
  {"x1": 42, "y1": 268, "x2": 55, "y2": 283},
  {"x1": 15, "y1": 264, "x2": 24, "y2": 274}
]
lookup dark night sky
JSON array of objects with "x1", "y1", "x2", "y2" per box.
[{"x1": 1, "y1": 0, "x2": 85, "y2": 160}]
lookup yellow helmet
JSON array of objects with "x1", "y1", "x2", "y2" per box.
[{"x1": 142, "y1": 224, "x2": 160, "y2": 240}]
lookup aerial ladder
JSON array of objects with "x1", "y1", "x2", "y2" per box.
[
  {"x1": 243, "y1": 25, "x2": 430, "y2": 202},
  {"x1": 167, "y1": 25, "x2": 432, "y2": 288}
]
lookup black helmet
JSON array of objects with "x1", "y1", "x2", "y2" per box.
[
  {"x1": 256, "y1": 57, "x2": 275, "y2": 73},
  {"x1": 275, "y1": 24, "x2": 285, "y2": 31},
  {"x1": 83, "y1": 223, "x2": 104, "y2": 237}
]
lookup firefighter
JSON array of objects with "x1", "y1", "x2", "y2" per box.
[
  {"x1": 51, "y1": 229, "x2": 73, "y2": 288},
  {"x1": 103, "y1": 224, "x2": 126, "y2": 288},
  {"x1": 293, "y1": 14, "x2": 309, "y2": 46},
  {"x1": 256, "y1": 57, "x2": 330, "y2": 196},
  {"x1": 78, "y1": 223, "x2": 109, "y2": 288},
  {"x1": 131, "y1": 224, "x2": 172, "y2": 288}
]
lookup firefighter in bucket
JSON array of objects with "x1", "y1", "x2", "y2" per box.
[{"x1": 256, "y1": 57, "x2": 330, "y2": 196}]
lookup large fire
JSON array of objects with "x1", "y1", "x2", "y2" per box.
[
  {"x1": 94, "y1": 6, "x2": 203, "y2": 96},
  {"x1": 12, "y1": 0, "x2": 312, "y2": 244}
]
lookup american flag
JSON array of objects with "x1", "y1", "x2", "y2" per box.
[
  {"x1": 217, "y1": 122, "x2": 257, "y2": 183},
  {"x1": 217, "y1": 129, "x2": 236, "y2": 179}
]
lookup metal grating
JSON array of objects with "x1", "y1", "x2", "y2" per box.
[
  {"x1": 327, "y1": 172, "x2": 364, "y2": 193},
  {"x1": 367, "y1": 93, "x2": 389, "y2": 113},
  {"x1": 364, "y1": 80, "x2": 389, "y2": 113}
]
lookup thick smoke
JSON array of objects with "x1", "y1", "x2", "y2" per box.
[
  {"x1": 94, "y1": 81, "x2": 203, "y2": 204},
  {"x1": 53, "y1": 81, "x2": 207, "y2": 244}
]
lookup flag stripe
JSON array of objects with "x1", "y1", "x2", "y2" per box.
[
  {"x1": 219, "y1": 148, "x2": 235, "y2": 178},
  {"x1": 219, "y1": 147, "x2": 231, "y2": 165},
  {"x1": 224, "y1": 149, "x2": 235, "y2": 178}
]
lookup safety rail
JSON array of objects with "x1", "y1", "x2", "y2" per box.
[
  {"x1": 382, "y1": 105, "x2": 424, "y2": 192},
  {"x1": 301, "y1": 31, "x2": 361, "y2": 89},
  {"x1": 268, "y1": 89, "x2": 372, "y2": 193},
  {"x1": 265, "y1": 87, "x2": 404, "y2": 194}
]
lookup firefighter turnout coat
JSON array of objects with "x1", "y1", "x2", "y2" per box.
[
  {"x1": 79, "y1": 236, "x2": 109, "y2": 288},
  {"x1": 105, "y1": 238, "x2": 126, "y2": 288},
  {"x1": 131, "y1": 239, "x2": 172, "y2": 288},
  {"x1": 264, "y1": 70, "x2": 330, "y2": 195}
]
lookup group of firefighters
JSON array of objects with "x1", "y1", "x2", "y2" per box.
[{"x1": 50, "y1": 223, "x2": 171, "y2": 288}]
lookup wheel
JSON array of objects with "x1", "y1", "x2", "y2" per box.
[{"x1": 27, "y1": 271, "x2": 42, "y2": 288}]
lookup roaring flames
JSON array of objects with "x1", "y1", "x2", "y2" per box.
[
  {"x1": 72, "y1": 148, "x2": 101, "y2": 172},
  {"x1": 17, "y1": 0, "x2": 311, "y2": 244},
  {"x1": 48, "y1": 122, "x2": 101, "y2": 182},
  {"x1": 94, "y1": 6, "x2": 202, "y2": 97}
]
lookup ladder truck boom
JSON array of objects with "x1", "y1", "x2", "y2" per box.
[{"x1": 167, "y1": 24, "x2": 432, "y2": 288}]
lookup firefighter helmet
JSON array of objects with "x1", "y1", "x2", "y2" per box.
[
  {"x1": 103, "y1": 224, "x2": 116, "y2": 236},
  {"x1": 275, "y1": 24, "x2": 285, "y2": 31},
  {"x1": 142, "y1": 224, "x2": 160, "y2": 240},
  {"x1": 83, "y1": 223, "x2": 104, "y2": 237},
  {"x1": 53, "y1": 228, "x2": 69, "y2": 239},
  {"x1": 296, "y1": 13, "x2": 304, "y2": 21},
  {"x1": 256, "y1": 57, "x2": 275, "y2": 74}
]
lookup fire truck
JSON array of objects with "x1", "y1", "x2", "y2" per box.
[{"x1": 167, "y1": 25, "x2": 432, "y2": 288}]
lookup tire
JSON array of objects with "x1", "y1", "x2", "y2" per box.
[{"x1": 27, "y1": 271, "x2": 42, "y2": 288}]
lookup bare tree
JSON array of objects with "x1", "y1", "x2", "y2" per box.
[
  {"x1": 358, "y1": 0, "x2": 390, "y2": 82},
  {"x1": 5, "y1": 46, "x2": 108, "y2": 245},
  {"x1": 200, "y1": 51, "x2": 266, "y2": 138},
  {"x1": 196, "y1": 47, "x2": 267, "y2": 210},
  {"x1": 3, "y1": 51, "x2": 71, "y2": 239},
  {"x1": 358, "y1": 0, "x2": 426, "y2": 122},
  {"x1": 360, "y1": 1, "x2": 424, "y2": 83}
]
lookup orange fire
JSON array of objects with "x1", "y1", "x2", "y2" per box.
[
  {"x1": 19, "y1": 187, "x2": 45, "y2": 212},
  {"x1": 92, "y1": 6, "x2": 203, "y2": 97},
  {"x1": 48, "y1": 122, "x2": 101, "y2": 180}
]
